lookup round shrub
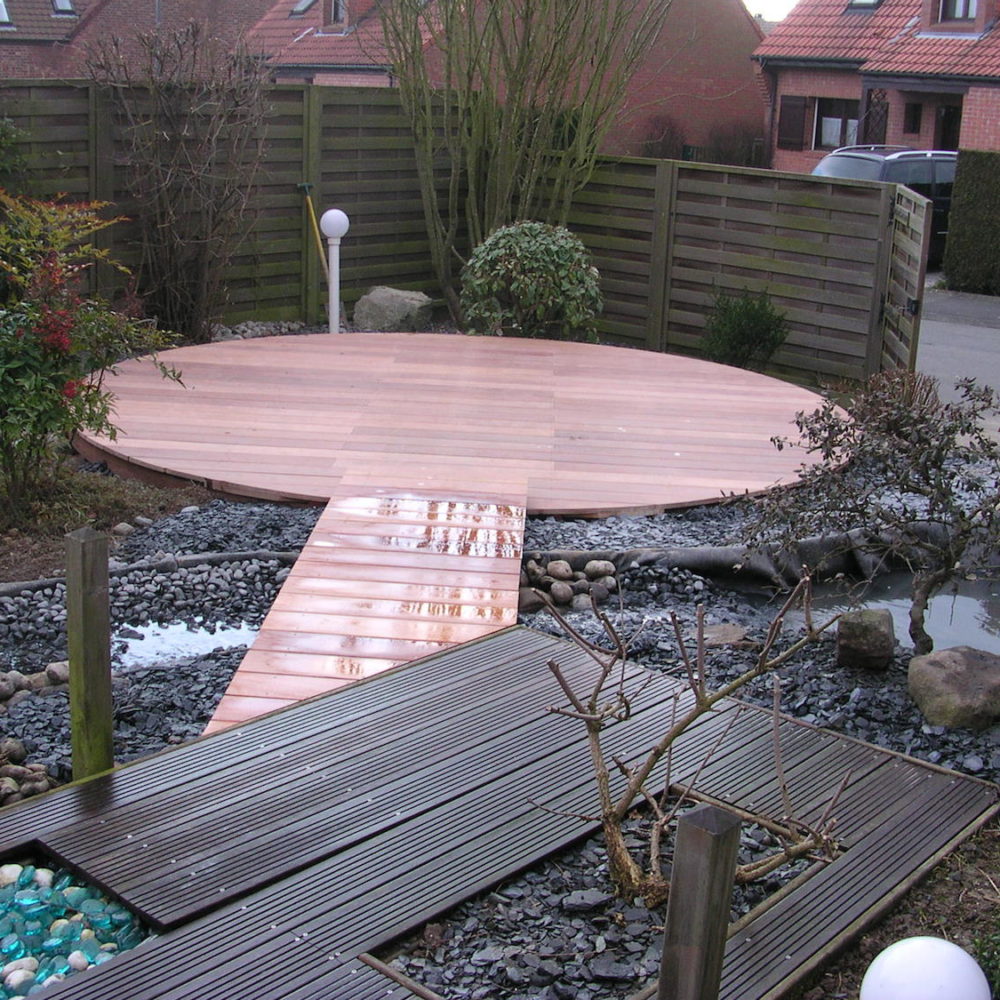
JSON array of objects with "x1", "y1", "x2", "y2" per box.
[{"x1": 460, "y1": 221, "x2": 602, "y2": 340}]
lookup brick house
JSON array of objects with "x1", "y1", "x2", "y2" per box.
[
  {"x1": 247, "y1": 0, "x2": 767, "y2": 158},
  {"x1": 754, "y1": 0, "x2": 1000, "y2": 173},
  {"x1": 0, "y1": 0, "x2": 275, "y2": 78}
]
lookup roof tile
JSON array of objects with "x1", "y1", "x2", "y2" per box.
[{"x1": 755, "y1": 0, "x2": 1000, "y2": 79}]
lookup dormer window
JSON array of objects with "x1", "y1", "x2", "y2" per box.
[
  {"x1": 291, "y1": 0, "x2": 317, "y2": 14},
  {"x1": 52, "y1": 0, "x2": 75, "y2": 13},
  {"x1": 331, "y1": 0, "x2": 346, "y2": 22},
  {"x1": 939, "y1": 0, "x2": 976, "y2": 18},
  {"x1": 0, "y1": 0, "x2": 9, "y2": 24}
]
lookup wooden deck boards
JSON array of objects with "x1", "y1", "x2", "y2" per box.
[
  {"x1": 72, "y1": 333, "x2": 832, "y2": 729},
  {"x1": 76, "y1": 333, "x2": 825, "y2": 514},
  {"x1": 205, "y1": 494, "x2": 525, "y2": 731},
  {"x1": 5, "y1": 628, "x2": 993, "y2": 1000}
]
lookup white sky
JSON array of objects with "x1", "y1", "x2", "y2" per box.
[{"x1": 743, "y1": 0, "x2": 798, "y2": 20}]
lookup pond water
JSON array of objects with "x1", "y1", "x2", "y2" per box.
[
  {"x1": 113, "y1": 621, "x2": 259, "y2": 669},
  {"x1": 796, "y1": 573, "x2": 1000, "y2": 654}
]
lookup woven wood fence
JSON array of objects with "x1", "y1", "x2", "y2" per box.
[{"x1": 1, "y1": 79, "x2": 919, "y2": 384}]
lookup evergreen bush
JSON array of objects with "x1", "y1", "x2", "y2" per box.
[
  {"x1": 702, "y1": 288, "x2": 788, "y2": 370},
  {"x1": 460, "y1": 222, "x2": 602, "y2": 340},
  {"x1": 943, "y1": 150, "x2": 1000, "y2": 295}
]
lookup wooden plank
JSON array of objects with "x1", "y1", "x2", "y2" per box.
[
  {"x1": 3, "y1": 628, "x2": 994, "y2": 1000},
  {"x1": 77, "y1": 333, "x2": 825, "y2": 514}
]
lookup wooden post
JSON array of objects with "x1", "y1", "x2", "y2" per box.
[
  {"x1": 65, "y1": 527, "x2": 114, "y2": 781},
  {"x1": 658, "y1": 803, "x2": 741, "y2": 1000}
]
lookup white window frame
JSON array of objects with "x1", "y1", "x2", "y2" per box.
[{"x1": 939, "y1": 0, "x2": 976, "y2": 19}]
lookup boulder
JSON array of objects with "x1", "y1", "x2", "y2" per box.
[
  {"x1": 546, "y1": 560, "x2": 574, "y2": 582},
  {"x1": 584, "y1": 559, "x2": 616, "y2": 580},
  {"x1": 908, "y1": 645, "x2": 1000, "y2": 730},
  {"x1": 46, "y1": 660, "x2": 70, "y2": 685},
  {"x1": 353, "y1": 286, "x2": 433, "y2": 332},
  {"x1": 518, "y1": 588, "x2": 545, "y2": 614},
  {"x1": 836, "y1": 609, "x2": 895, "y2": 671}
]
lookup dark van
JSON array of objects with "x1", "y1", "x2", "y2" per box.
[{"x1": 811, "y1": 145, "x2": 958, "y2": 265}]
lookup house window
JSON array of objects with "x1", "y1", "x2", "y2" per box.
[
  {"x1": 331, "y1": 0, "x2": 346, "y2": 21},
  {"x1": 777, "y1": 95, "x2": 807, "y2": 150},
  {"x1": 291, "y1": 0, "x2": 317, "y2": 14},
  {"x1": 815, "y1": 98, "x2": 859, "y2": 148},
  {"x1": 0, "y1": 0, "x2": 10, "y2": 23},
  {"x1": 51, "y1": 0, "x2": 75, "y2": 12},
  {"x1": 904, "y1": 102, "x2": 923, "y2": 134},
  {"x1": 939, "y1": 0, "x2": 976, "y2": 18},
  {"x1": 846, "y1": 0, "x2": 882, "y2": 8}
]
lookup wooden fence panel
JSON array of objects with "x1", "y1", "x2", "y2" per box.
[
  {"x1": 565, "y1": 158, "x2": 660, "y2": 350},
  {"x1": 317, "y1": 87, "x2": 437, "y2": 310},
  {"x1": 2, "y1": 80, "x2": 922, "y2": 382},
  {"x1": 662, "y1": 164, "x2": 893, "y2": 384},
  {"x1": 224, "y1": 86, "x2": 311, "y2": 324},
  {"x1": 881, "y1": 185, "x2": 930, "y2": 372}
]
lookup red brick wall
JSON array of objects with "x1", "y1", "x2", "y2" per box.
[
  {"x1": 602, "y1": 0, "x2": 766, "y2": 157},
  {"x1": 766, "y1": 68, "x2": 1000, "y2": 173},
  {"x1": 765, "y1": 67, "x2": 860, "y2": 173},
  {"x1": 0, "y1": 0, "x2": 275, "y2": 78},
  {"x1": 960, "y1": 86, "x2": 1000, "y2": 150}
]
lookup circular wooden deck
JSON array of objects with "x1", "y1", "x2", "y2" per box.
[{"x1": 77, "y1": 332, "x2": 824, "y2": 516}]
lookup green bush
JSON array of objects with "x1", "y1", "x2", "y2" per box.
[
  {"x1": 0, "y1": 119, "x2": 26, "y2": 191},
  {"x1": 0, "y1": 193, "x2": 178, "y2": 519},
  {"x1": 702, "y1": 288, "x2": 788, "y2": 370},
  {"x1": 943, "y1": 150, "x2": 1000, "y2": 295},
  {"x1": 460, "y1": 221, "x2": 602, "y2": 340}
]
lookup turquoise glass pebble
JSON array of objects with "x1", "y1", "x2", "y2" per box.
[{"x1": 0, "y1": 860, "x2": 150, "y2": 997}]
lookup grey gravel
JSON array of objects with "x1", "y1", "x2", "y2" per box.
[{"x1": 1, "y1": 494, "x2": 997, "y2": 999}]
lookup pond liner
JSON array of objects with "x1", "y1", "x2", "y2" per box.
[{"x1": 527, "y1": 521, "x2": 952, "y2": 591}]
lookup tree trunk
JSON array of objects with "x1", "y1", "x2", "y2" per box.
[{"x1": 909, "y1": 569, "x2": 949, "y2": 655}]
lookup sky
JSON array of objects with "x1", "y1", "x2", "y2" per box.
[{"x1": 743, "y1": 0, "x2": 798, "y2": 20}]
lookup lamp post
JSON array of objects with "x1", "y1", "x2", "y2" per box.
[{"x1": 319, "y1": 208, "x2": 350, "y2": 334}]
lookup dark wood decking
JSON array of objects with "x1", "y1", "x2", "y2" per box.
[{"x1": 1, "y1": 627, "x2": 991, "y2": 1000}]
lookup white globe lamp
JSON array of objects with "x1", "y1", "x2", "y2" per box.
[
  {"x1": 319, "y1": 209, "x2": 350, "y2": 334},
  {"x1": 859, "y1": 936, "x2": 991, "y2": 1000}
]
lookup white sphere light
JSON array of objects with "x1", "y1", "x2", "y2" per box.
[
  {"x1": 320, "y1": 208, "x2": 350, "y2": 239},
  {"x1": 859, "y1": 936, "x2": 991, "y2": 1000}
]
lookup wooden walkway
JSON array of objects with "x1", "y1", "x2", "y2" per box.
[
  {"x1": 4, "y1": 627, "x2": 992, "y2": 1000},
  {"x1": 74, "y1": 333, "x2": 829, "y2": 729},
  {"x1": 76, "y1": 333, "x2": 824, "y2": 515},
  {"x1": 205, "y1": 494, "x2": 526, "y2": 731}
]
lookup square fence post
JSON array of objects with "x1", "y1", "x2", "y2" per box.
[
  {"x1": 658, "y1": 803, "x2": 741, "y2": 1000},
  {"x1": 65, "y1": 527, "x2": 114, "y2": 781}
]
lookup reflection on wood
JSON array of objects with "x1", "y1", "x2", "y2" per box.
[{"x1": 205, "y1": 494, "x2": 525, "y2": 731}]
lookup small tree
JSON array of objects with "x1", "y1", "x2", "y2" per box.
[
  {"x1": 87, "y1": 25, "x2": 269, "y2": 343},
  {"x1": 0, "y1": 193, "x2": 178, "y2": 521},
  {"x1": 751, "y1": 370, "x2": 1000, "y2": 654},
  {"x1": 541, "y1": 579, "x2": 840, "y2": 907},
  {"x1": 379, "y1": 0, "x2": 672, "y2": 320}
]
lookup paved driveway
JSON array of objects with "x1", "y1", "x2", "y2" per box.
[{"x1": 918, "y1": 278, "x2": 1000, "y2": 409}]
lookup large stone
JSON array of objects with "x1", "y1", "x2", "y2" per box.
[
  {"x1": 908, "y1": 645, "x2": 1000, "y2": 730},
  {"x1": 352, "y1": 286, "x2": 433, "y2": 332},
  {"x1": 546, "y1": 560, "x2": 574, "y2": 581},
  {"x1": 836, "y1": 608, "x2": 894, "y2": 670}
]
